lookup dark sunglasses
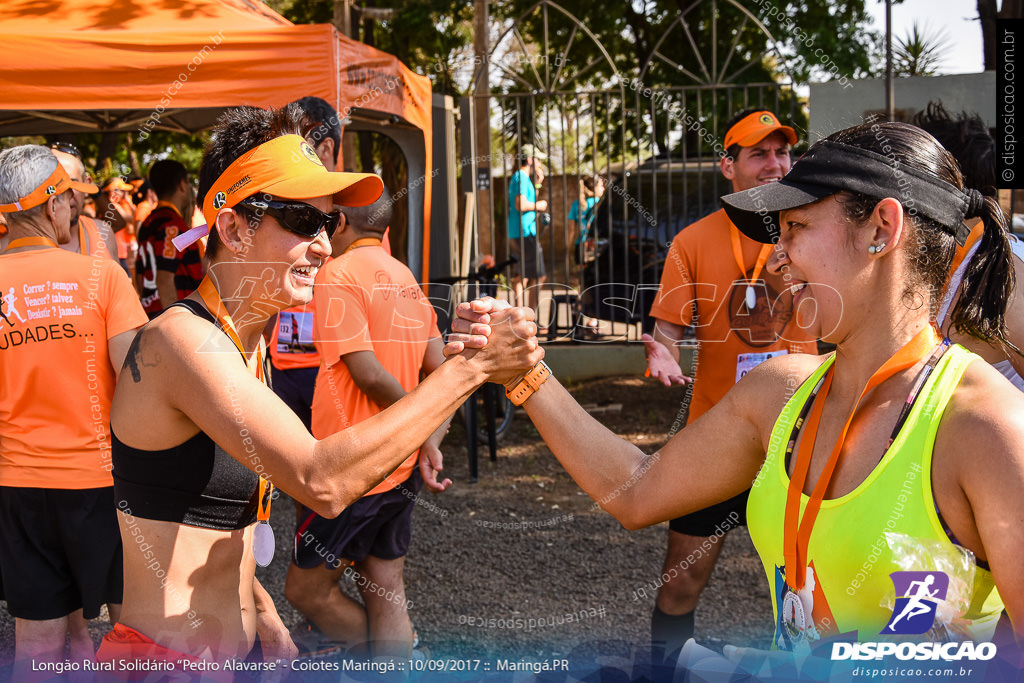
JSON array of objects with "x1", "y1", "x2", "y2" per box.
[
  {"x1": 48, "y1": 141, "x2": 82, "y2": 159},
  {"x1": 236, "y1": 195, "x2": 341, "y2": 240}
]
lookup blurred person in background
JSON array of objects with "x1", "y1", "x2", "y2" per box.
[{"x1": 135, "y1": 159, "x2": 202, "y2": 318}]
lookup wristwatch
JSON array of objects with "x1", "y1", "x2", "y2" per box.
[{"x1": 506, "y1": 361, "x2": 552, "y2": 406}]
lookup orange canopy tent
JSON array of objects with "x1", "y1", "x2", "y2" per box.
[{"x1": 0, "y1": 0, "x2": 432, "y2": 280}]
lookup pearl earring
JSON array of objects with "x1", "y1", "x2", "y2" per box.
[{"x1": 868, "y1": 242, "x2": 886, "y2": 254}]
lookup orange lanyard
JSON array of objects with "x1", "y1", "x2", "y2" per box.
[
  {"x1": 729, "y1": 224, "x2": 772, "y2": 309},
  {"x1": 195, "y1": 277, "x2": 272, "y2": 521},
  {"x1": 196, "y1": 277, "x2": 264, "y2": 381},
  {"x1": 4, "y1": 236, "x2": 58, "y2": 252},
  {"x1": 345, "y1": 237, "x2": 381, "y2": 253},
  {"x1": 783, "y1": 325, "x2": 942, "y2": 591}
]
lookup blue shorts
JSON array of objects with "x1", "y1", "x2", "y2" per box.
[{"x1": 292, "y1": 470, "x2": 422, "y2": 570}]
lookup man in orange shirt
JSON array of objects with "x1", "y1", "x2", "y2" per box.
[
  {"x1": 51, "y1": 143, "x2": 118, "y2": 260},
  {"x1": 0, "y1": 145, "x2": 147, "y2": 675},
  {"x1": 0, "y1": 143, "x2": 118, "y2": 261},
  {"x1": 284, "y1": 187, "x2": 451, "y2": 660},
  {"x1": 643, "y1": 109, "x2": 816, "y2": 667}
]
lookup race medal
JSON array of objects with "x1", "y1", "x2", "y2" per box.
[
  {"x1": 252, "y1": 477, "x2": 275, "y2": 567},
  {"x1": 253, "y1": 520, "x2": 275, "y2": 567},
  {"x1": 782, "y1": 589, "x2": 806, "y2": 641},
  {"x1": 745, "y1": 284, "x2": 757, "y2": 310},
  {"x1": 195, "y1": 279, "x2": 277, "y2": 568}
]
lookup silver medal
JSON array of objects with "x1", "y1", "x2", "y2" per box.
[
  {"x1": 253, "y1": 521, "x2": 275, "y2": 567},
  {"x1": 745, "y1": 284, "x2": 757, "y2": 310}
]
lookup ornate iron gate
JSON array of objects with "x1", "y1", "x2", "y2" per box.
[{"x1": 463, "y1": 0, "x2": 797, "y2": 340}]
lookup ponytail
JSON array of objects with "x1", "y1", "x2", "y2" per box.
[{"x1": 949, "y1": 196, "x2": 1020, "y2": 354}]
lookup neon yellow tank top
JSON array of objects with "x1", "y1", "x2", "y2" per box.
[{"x1": 747, "y1": 344, "x2": 1003, "y2": 649}]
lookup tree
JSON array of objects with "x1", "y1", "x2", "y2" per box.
[
  {"x1": 893, "y1": 22, "x2": 951, "y2": 77},
  {"x1": 979, "y1": 0, "x2": 1024, "y2": 71}
]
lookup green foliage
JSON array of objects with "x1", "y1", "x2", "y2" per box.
[{"x1": 893, "y1": 22, "x2": 951, "y2": 77}]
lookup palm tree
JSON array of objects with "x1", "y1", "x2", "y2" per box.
[{"x1": 894, "y1": 22, "x2": 952, "y2": 77}]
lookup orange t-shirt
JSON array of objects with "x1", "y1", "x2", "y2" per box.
[
  {"x1": 312, "y1": 244, "x2": 440, "y2": 496},
  {"x1": 0, "y1": 247, "x2": 147, "y2": 488},
  {"x1": 649, "y1": 208, "x2": 816, "y2": 423},
  {"x1": 78, "y1": 216, "x2": 114, "y2": 260}
]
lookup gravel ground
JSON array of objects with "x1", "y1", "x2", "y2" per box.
[{"x1": 0, "y1": 375, "x2": 776, "y2": 679}]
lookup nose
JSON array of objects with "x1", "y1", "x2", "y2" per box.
[
  {"x1": 766, "y1": 239, "x2": 790, "y2": 276},
  {"x1": 311, "y1": 228, "x2": 331, "y2": 257}
]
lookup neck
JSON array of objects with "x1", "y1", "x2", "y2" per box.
[
  {"x1": 832, "y1": 304, "x2": 933, "y2": 397},
  {"x1": 203, "y1": 267, "x2": 276, "y2": 352},
  {"x1": 5, "y1": 220, "x2": 60, "y2": 250}
]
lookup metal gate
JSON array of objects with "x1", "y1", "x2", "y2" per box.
[{"x1": 461, "y1": 0, "x2": 797, "y2": 340}]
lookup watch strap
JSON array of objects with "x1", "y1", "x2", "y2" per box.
[{"x1": 506, "y1": 361, "x2": 552, "y2": 406}]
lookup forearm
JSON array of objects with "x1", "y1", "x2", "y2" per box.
[
  {"x1": 253, "y1": 577, "x2": 276, "y2": 615},
  {"x1": 520, "y1": 379, "x2": 651, "y2": 526},
  {"x1": 314, "y1": 355, "x2": 483, "y2": 509},
  {"x1": 652, "y1": 320, "x2": 685, "y2": 364}
]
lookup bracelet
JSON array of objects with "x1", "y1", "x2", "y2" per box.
[{"x1": 505, "y1": 361, "x2": 552, "y2": 406}]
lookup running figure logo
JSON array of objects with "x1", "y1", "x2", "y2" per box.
[
  {"x1": 1, "y1": 287, "x2": 27, "y2": 331},
  {"x1": 881, "y1": 571, "x2": 949, "y2": 635}
]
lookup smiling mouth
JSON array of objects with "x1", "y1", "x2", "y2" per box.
[{"x1": 290, "y1": 266, "x2": 318, "y2": 282}]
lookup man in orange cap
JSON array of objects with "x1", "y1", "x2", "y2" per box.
[
  {"x1": 49, "y1": 142, "x2": 118, "y2": 260},
  {"x1": 0, "y1": 145, "x2": 147, "y2": 675},
  {"x1": 642, "y1": 109, "x2": 816, "y2": 668}
]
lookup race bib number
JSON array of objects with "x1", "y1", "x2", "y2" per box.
[{"x1": 736, "y1": 350, "x2": 787, "y2": 383}]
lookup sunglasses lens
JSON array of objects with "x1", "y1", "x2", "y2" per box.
[{"x1": 241, "y1": 198, "x2": 336, "y2": 240}]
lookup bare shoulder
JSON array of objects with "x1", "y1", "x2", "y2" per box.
[
  {"x1": 720, "y1": 352, "x2": 827, "y2": 440},
  {"x1": 119, "y1": 304, "x2": 237, "y2": 386},
  {"x1": 938, "y1": 358, "x2": 1024, "y2": 462}
]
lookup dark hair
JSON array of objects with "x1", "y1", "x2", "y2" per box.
[
  {"x1": 723, "y1": 107, "x2": 763, "y2": 160},
  {"x1": 148, "y1": 159, "x2": 188, "y2": 200},
  {"x1": 196, "y1": 105, "x2": 306, "y2": 259},
  {"x1": 342, "y1": 186, "x2": 392, "y2": 235},
  {"x1": 292, "y1": 96, "x2": 342, "y2": 166},
  {"x1": 911, "y1": 101, "x2": 996, "y2": 197},
  {"x1": 827, "y1": 121, "x2": 1015, "y2": 349}
]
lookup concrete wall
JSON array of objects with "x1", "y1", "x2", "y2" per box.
[{"x1": 808, "y1": 72, "x2": 996, "y2": 141}]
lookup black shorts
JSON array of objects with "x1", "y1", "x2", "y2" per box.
[
  {"x1": 292, "y1": 470, "x2": 422, "y2": 570},
  {"x1": 0, "y1": 486, "x2": 123, "y2": 620},
  {"x1": 668, "y1": 489, "x2": 749, "y2": 537},
  {"x1": 509, "y1": 236, "x2": 547, "y2": 279},
  {"x1": 271, "y1": 365, "x2": 318, "y2": 431}
]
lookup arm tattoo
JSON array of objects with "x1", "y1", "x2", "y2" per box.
[{"x1": 124, "y1": 330, "x2": 161, "y2": 383}]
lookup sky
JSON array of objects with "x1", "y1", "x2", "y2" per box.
[{"x1": 865, "y1": 0, "x2": 984, "y2": 74}]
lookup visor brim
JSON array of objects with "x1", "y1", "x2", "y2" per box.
[
  {"x1": 260, "y1": 171, "x2": 383, "y2": 208},
  {"x1": 721, "y1": 180, "x2": 834, "y2": 243}
]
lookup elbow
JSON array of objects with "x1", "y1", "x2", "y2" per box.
[
  {"x1": 301, "y1": 479, "x2": 348, "y2": 519},
  {"x1": 597, "y1": 498, "x2": 649, "y2": 531}
]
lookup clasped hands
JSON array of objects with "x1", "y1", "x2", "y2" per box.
[{"x1": 444, "y1": 297, "x2": 544, "y2": 391}]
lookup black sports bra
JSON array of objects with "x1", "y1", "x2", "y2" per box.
[{"x1": 111, "y1": 300, "x2": 270, "y2": 531}]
